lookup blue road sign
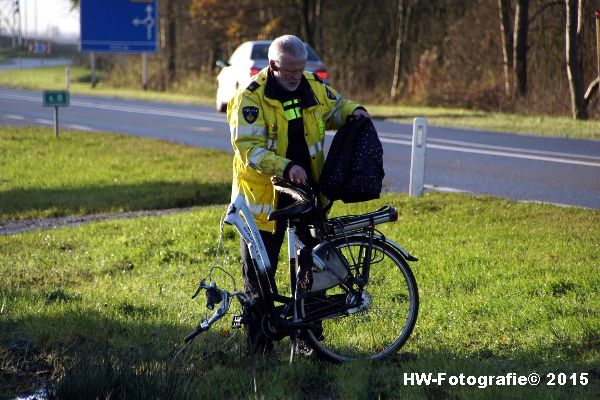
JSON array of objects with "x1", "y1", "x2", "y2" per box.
[{"x1": 80, "y1": 0, "x2": 158, "y2": 53}]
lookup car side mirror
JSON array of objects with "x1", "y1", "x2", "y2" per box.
[{"x1": 215, "y1": 60, "x2": 230, "y2": 69}]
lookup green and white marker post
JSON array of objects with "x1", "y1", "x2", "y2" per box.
[{"x1": 43, "y1": 90, "x2": 70, "y2": 138}]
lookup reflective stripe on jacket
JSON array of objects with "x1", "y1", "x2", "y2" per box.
[{"x1": 227, "y1": 67, "x2": 361, "y2": 232}]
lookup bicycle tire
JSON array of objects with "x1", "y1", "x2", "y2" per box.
[{"x1": 300, "y1": 235, "x2": 419, "y2": 362}]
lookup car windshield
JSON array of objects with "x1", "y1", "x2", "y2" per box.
[
  {"x1": 250, "y1": 44, "x2": 269, "y2": 60},
  {"x1": 250, "y1": 43, "x2": 320, "y2": 62}
]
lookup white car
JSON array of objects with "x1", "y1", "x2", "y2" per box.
[{"x1": 215, "y1": 40, "x2": 330, "y2": 112}]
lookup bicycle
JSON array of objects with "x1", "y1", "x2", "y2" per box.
[{"x1": 184, "y1": 177, "x2": 419, "y2": 363}]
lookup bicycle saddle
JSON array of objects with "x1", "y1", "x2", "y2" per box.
[{"x1": 267, "y1": 177, "x2": 315, "y2": 221}]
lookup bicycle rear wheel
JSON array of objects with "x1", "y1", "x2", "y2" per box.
[{"x1": 300, "y1": 235, "x2": 419, "y2": 362}]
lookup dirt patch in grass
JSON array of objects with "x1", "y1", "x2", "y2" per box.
[
  {"x1": 1, "y1": 339, "x2": 54, "y2": 399},
  {"x1": 0, "y1": 208, "x2": 193, "y2": 235}
]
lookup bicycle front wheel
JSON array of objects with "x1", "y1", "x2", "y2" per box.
[{"x1": 300, "y1": 235, "x2": 419, "y2": 362}]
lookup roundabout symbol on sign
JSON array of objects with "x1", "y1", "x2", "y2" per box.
[{"x1": 132, "y1": 5, "x2": 155, "y2": 40}]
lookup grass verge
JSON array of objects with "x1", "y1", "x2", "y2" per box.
[
  {"x1": 1, "y1": 65, "x2": 599, "y2": 141},
  {"x1": 0, "y1": 65, "x2": 215, "y2": 106},
  {"x1": 0, "y1": 126, "x2": 231, "y2": 221},
  {"x1": 0, "y1": 193, "x2": 598, "y2": 399},
  {"x1": 368, "y1": 104, "x2": 600, "y2": 141}
]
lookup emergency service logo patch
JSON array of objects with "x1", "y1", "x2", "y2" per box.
[
  {"x1": 325, "y1": 86, "x2": 336, "y2": 100},
  {"x1": 242, "y1": 106, "x2": 259, "y2": 124}
]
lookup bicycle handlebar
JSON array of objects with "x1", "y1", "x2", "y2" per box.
[
  {"x1": 184, "y1": 322, "x2": 207, "y2": 343},
  {"x1": 184, "y1": 281, "x2": 254, "y2": 344}
]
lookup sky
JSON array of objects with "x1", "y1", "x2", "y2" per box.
[{"x1": 1, "y1": 0, "x2": 80, "y2": 42}]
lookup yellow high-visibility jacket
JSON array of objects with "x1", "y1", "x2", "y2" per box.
[{"x1": 227, "y1": 67, "x2": 362, "y2": 232}]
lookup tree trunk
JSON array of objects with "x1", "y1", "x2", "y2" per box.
[
  {"x1": 301, "y1": 0, "x2": 313, "y2": 45},
  {"x1": 300, "y1": 0, "x2": 322, "y2": 48},
  {"x1": 390, "y1": 0, "x2": 412, "y2": 100},
  {"x1": 498, "y1": 0, "x2": 513, "y2": 96},
  {"x1": 165, "y1": 0, "x2": 177, "y2": 87},
  {"x1": 314, "y1": 0, "x2": 322, "y2": 50},
  {"x1": 513, "y1": 0, "x2": 529, "y2": 97},
  {"x1": 584, "y1": 12, "x2": 600, "y2": 108},
  {"x1": 565, "y1": 0, "x2": 587, "y2": 119}
]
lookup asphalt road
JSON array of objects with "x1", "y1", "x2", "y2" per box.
[
  {"x1": 0, "y1": 58, "x2": 73, "y2": 71},
  {"x1": 1, "y1": 87, "x2": 599, "y2": 209}
]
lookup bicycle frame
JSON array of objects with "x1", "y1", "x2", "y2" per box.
[
  {"x1": 224, "y1": 194, "x2": 273, "y2": 278},
  {"x1": 224, "y1": 193, "x2": 414, "y2": 302},
  {"x1": 225, "y1": 194, "x2": 309, "y2": 302}
]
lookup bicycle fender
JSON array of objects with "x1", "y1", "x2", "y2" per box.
[{"x1": 377, "y1": 236, "x2": 419, "y2": 262}]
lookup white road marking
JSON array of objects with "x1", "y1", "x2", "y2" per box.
[
  {"x1": 192, "y1": 126, "x2": 216, "y2": 133},
  {"x1": 71, "y1": 99, "x2": 229, "y2": 123},
  {"x1": 426, "y1": 142, "x2": 600, "y2": 167},
  {"x1": 369, "y1": 132, "x2": 600, "y2": 168},
  {"x1": 65, "y1": 124, "x2": 93, "y2": 131},
  {"x1": 2, "y1": 114, "x2": 25, "y2": 120},
  {"x1": 0, "y1": 92, "x2": 227, "y2": 123},
  {"x1": 379, "y1": 131, "x2": 600, "y2": 161},
  {"x1": 423, "y1": 184, "x2": 472, "y2": 194},
  {"x1": 1, "y1": 93, "x2": 41, "y2": 102}
]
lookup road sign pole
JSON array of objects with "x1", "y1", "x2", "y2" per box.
[
  {"x1": 142, "y1": 53, "x2": 148, "y2": 90},
  {"x1": 409, "y1": 117, "x2": 428, "y2": 197},
  {"x1": 53, "y1": 106, "x2": 59, "y2": 139},
  {"x1": 90, "y1": 52, "x2": 97, "y2": 88}
]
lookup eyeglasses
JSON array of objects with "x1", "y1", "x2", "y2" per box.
[{"x1": 272, "y1": 62, "x2": 305, "y2": 76}]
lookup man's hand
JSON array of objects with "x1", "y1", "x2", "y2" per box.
[
  {"x1": 352, "y1": 108, "x2": 370, "y2": 118},
  {"x1": 288, "y1": 165, "x2": 309, "y2": 185}
]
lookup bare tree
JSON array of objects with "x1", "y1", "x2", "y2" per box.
[
  {"x1": 513, "y1": 0, "x2": 529, "y2": 97},
  {"x1": 390, "y1": 0, "x2": 414, "y2": 100},
  {"x1": 163, "y1": 0, "x2": 178, "y2": 87},
  {"x1": 498, "y1": 0, "x2": 513, "y2": 96},
  {"x1": 583, "y1": 11, "x2": 600, "y2": 109},
  {"x1": 298, "y1": 0, "x2": 323, "y2": 48},
  {"x1": 565, "y1": 0, "x2": 587, "y2": 119}
]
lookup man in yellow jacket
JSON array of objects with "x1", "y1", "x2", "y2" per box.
[{"x1": 227, "y1": 34, "x2": 370, "y2": 354}]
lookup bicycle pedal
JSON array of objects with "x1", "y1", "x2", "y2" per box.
[{"x1": 231, "y1": 314, "x2": 245, "y2": 329}]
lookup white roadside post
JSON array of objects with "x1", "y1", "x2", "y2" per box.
[
  {"x1": 409, "y1": 117, "x2": 428, "y2": 197},
  {"x1": 65, "y1": 67, "x2": 71, "y2": 91}
]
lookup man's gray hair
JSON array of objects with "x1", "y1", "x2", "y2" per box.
[{"x1": 268, "y1": 35, "x2": 308, "y2": 63}]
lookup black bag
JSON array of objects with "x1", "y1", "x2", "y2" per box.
[{"x1": 319, "y1": 117, "x2": 384, "y2": 203}]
